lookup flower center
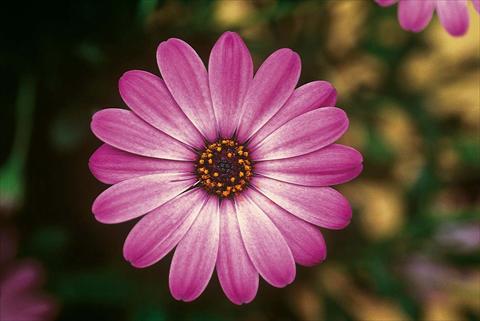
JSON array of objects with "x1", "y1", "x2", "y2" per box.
[{"x1": 196, "y1": 139, "x2": 253, "y2": 198}]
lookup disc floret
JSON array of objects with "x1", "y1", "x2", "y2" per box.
[{"x1": 196, "y1": 139, "x2": 253, "y2": 197}]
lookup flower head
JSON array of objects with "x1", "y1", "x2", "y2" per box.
[
  {"x1": 0, "y1": 229, "x2": 57, "y2": 321},
  {"x1": 89, "y1": 31, "x2": 363, "y2": 304},
  {"x1": 375, "y1": 0, "x2": 480, "y2": 36}
]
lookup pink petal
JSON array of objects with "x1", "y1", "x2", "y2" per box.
[
  {"x1": 89, "y1": 144, "x2": 193, "y2": 184},
  {"x1": 209, "y1": 32, "x2": 253, "y2": 139},
  {"x1": 235, "y1": 193, "x2": 296, "y2": 287},
  {"x1": 436, "y1": 0, "x2": 469, "y2": 36},
  {"x1": 252, "y1": 176, "x2": 352, "y2": 229},
  {"x1": 157, "y1": 38, "x2": 217, "y2": 142},
  {"x1": 246, "y1": 189, "x2": 327, "y2": 266},
  {"x1": 398, "y1": 0, "x2": 435, "y2": 32},
  {"x1": 249, "y1": 81, "x2": 337, "y2": 149},
  {"x1": 169, "y1": 196, "x2": 220, "y2": 302},
  {"x1": 255, "y1": 144, "x2": 363, "y2": 186},
  {"x1": 0, "y1": 262, "x2": 43, "y2": 295},
  {"x1": 473, "y1": 0, "x2": 480, "y2": 14},
  {"x1": 252, "y1": 107, "x2": 349, "y2": 161},
  {"x1": 91, "y1": 108, "x2": 196, "y2": 161},
  {"x1": 92, "y1": 174, "x2": 195, "y2": 224},
  {"x1": 216, "y1": 199, "x2": 259, "y2": 305},
  {"x1": 119, "y1": 70, "x2": 204, "y2": 148},
  {"x1": 236, "y1": 49, "x2": 301, "y2": 143},
  {"x1": 123, "y1": 189, "x2": 208, "y2": 268},
  {"x1": 1, "y1": 296, "x2": 56, "y2": 321},
  {"x1": 375, "y1": 0, "x2": 398, "y2": 6}
]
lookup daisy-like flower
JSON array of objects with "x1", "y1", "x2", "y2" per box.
[
  {"x1": 375, "y1": 0, "x2": 480, "y2": 36},
  {"x1": 0, "y1": 229, "x2": 57, "y2": 321},
  {"x1": 89, "y1": 31, "x2": 363, "y2": 304}
]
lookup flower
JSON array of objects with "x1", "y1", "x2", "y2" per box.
[
  {"x1": 0, "y1": 229, "x2": 57, "y2": 321},
  {"x1": 89, "y1": 31, "x2": 363, "y2": 304},
  {"x1": 375, "y1": 0, "x2": 480, "y2": 36}
]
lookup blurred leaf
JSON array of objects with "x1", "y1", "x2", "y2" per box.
[
  {"x1": 56, "y1": 269, "x2": 134, "y2": 305},
  {"x1": 132, "y1": 303, "x2": 167, "y2": 321},
  {"x1": 0, "y1": 75, "x2": 35, "y2": 212},
  {"x1": 29, "y1": 226, "x2": 69, "y2": 256}
]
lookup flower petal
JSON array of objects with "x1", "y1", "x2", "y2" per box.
[
  {"x1": 209, "y1": 32, "x2": 253, "y2": 139},
  {"x1": 235, "y1": 193, "x2": 296, "y2": 287},
  {"x1": 0, "y1": 262, "x2": 43, "y2": 295},
  {"x1": 236, "y1": 49, "x2": 301, "y2": 142},
  {"x1": 473, "y1": 0, "x2": 480, "y2": 14},
  {"x1": 92, "y1": 174, "x2": 195, "y2": 224},
  {"x1": 249, "y1": 81, "x2": 337, "y2": 148},
  {"x1": 91, "y1": 108, "x2": 196, "y2": 161},
  {"x1": 398, "y1": 0, "x2": 435, "y2": 32},
  {"x1": 157, "y1": 38, "x2": 217, "y2": 142},
  {"x1": 252, "y1": 107, "x2": 349, "y2": 161},
  {"x1": 247, "y1": 189, "x2": 327, "y2": 266},
  {"x1": 169, "y1": 196, "x2": 220, "y2": 302},
  {"x1": 436, "y1": 0, "x2": 469, "y2": 36},
  {"x1": 119, "y1": 70, "x2": 204, "y2": 148},
  {"x1": 252, "y1": 176, "x2": 352, "y2": 229},
  {"x1": 89, "y1": 144, "x2": 193, "y2": 184},
  {"x1": 255, "y1": 144, "x2": 363, "y2": 186},
  {"x1": 123, "y1": 189, "x2": 208, "y2": 268},
  {"x1": 216, "y1": 199, "x2": 259, "y2": 305},
  {"x1": 375, "y1": 0, "x2": 398, "y2": 7}
]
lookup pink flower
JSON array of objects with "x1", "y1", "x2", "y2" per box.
[
  {"x1": 0, "y1": 230, "x2": 57, "y2": 321},
  {"x1": 375, "y1": 0, "x2": 480, "y2": 36},
  {"x1": 89, "y1": 32, "x2": 362, "y2": 304}
]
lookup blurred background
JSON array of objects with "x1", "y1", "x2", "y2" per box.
[{"x1": 1, "y1": 0, "x2": 479, "y2": 320}]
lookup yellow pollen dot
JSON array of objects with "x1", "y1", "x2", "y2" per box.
[
  {"x1": 208, "y1": 153, "x2": 213, "y2": 158},
  {"x1": 204, "y1": 169, "x2": 209, "y2": 174},
  {"x1": 208, "y1": 159, "x2": 213, "y2": 165},
  {"x1": 217, "y1": 182, "x2": 223, "y2": 187},
  {"x1": 239, "y1": 172, "x2": 244, "y2": 177},
  {"x1": 244, "y1": 152, "x2": 249, "y2": 157},
  {"x1": 238, "y1": 151, "x2": 243, "y2": 156},
  {"x1": 216, "y1": 147, "x2": 222, "y2": 152},
  {"x1": 244, "y1": 165, "x2": 251, "y2": 171},
  {"x1": 199, "y1": 159, "x2": 205, "y2": 164},
  {"x1": 222, "y1": 191, "x2": 230, "y2": 197},
  {"x1": 230, "y1": 177, "x2": 236, "y2": 183},
  {"x1": 213, "y1": 172, "x2": 219, "y2": 177},
  {"x1": 227, "y1": 152, "x2": 233, "y2": 158},
  {"x1": 238, "y1": 159, "x2": 244, "y2": 164}
]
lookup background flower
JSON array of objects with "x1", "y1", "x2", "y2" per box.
[
  {"x1": 0, "y1": 229, "x2": 57, "y2": 321},
  {"x1": 375, "y1": 0, "x2": 480, "y2": 36}
]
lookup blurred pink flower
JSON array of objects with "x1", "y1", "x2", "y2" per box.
[
  {"x1": 89, "y1": 31, "x2": 362, "y2": 304},
  {"x1": 435, "y1": 222, "x2": 480, "y2": 253},
  {"x1": 0, "y1": 230, "x2": 57, "y2": 321},
  {"x1": 375, "y1": 0, "x2": 480, "y2": 36}
]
